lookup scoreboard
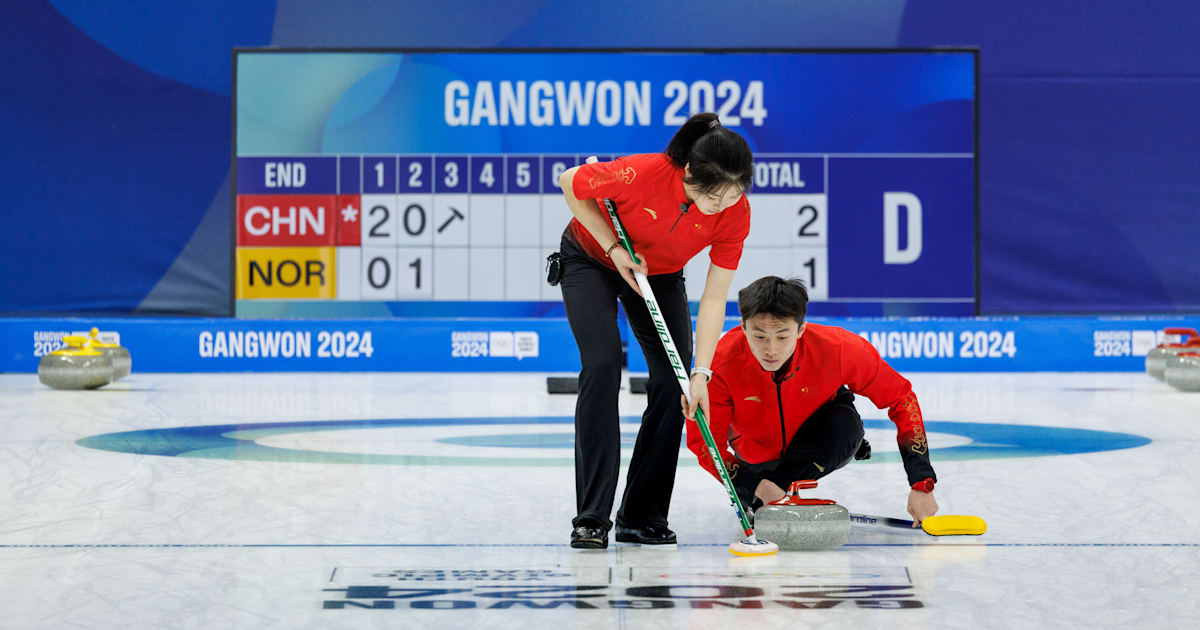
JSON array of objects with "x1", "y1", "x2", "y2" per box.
[{"x1": 234, "y1": 50, "x2": 977, "y2": 317}]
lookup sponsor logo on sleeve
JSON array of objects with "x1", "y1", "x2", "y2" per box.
[{"x1": 588, "y1": 166, "x2": 637, "y2": 189}]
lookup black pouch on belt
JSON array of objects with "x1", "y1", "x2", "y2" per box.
[{"x1": 545, "y1": 251, "x2": 563, "y2": 286}]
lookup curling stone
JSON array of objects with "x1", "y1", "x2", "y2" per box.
[
  {"x1": 1164, "y1": 352, "x2": 1200, "y2": 392},
  {"x1": 87, "y1": 327, "x2": 131, "y2": 380},
  {"x1": 38, "y1": 335, "x2": 114, "y2": 390},
  {"x1": 752, "y1": 480, "x2": 849, "y2": 551},
  {"x1": 1145, "y1": 328, "x2": 1199, "y2": 381}
]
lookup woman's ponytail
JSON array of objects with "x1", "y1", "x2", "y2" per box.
[
  {"x1": 664, "y1": 113, "x2": 753, "y2": 195},
  {"x1": 665, "y1": 113, "x2": 721, "y2": 166}
]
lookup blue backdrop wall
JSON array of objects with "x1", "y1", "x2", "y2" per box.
[{"x1": 2, "y1": 0, "x2": 1197, "y2": 315}]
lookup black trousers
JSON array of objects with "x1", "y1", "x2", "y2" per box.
[
  {"x1": 731, "y1": 387, "x2": 864, "y2": 510},
  {"x1": 559, "y1": 235, "x2": 692, "y2": 531}
]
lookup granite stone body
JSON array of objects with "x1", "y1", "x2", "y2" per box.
[
  {"x1": 38, "y1": 353, "x2": 114, "y2": 390},
  {"x1": 1164, "y1": 353, "x2": 1200, "y2": 392},
  {"x1": 753, "y1": 502, "x2": 850, "y2": 550}
]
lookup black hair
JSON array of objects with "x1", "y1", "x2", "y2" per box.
[
  {"x1": 737, "y1": 276, "x2": 809, "y2": 325},
  {"x1": 664, "y1": 112, "x2": 753, "y2": 196}
]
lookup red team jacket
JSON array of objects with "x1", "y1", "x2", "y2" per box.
[
  {"x1": 568, "y1": 153, "x2": 751, "y2": 274},
  {"x1": 687, "y1": 323, "x2": 937, "y2": 485}
]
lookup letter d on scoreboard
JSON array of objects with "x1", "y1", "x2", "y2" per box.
[{"x1": 827, "y1": 157, "x2": 973, "y2": 301}]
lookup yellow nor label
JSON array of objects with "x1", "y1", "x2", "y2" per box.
[{"x1": 237, "y1": 247, "x2": 336, "y2": 299}]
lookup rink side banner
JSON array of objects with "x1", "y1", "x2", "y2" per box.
[{"x1": 3, "y1": 317, "x2": 1198, "y2": 373}]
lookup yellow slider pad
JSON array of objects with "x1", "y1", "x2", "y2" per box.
[{"x1": 921, "y1": 515, "x2": 987, "y2": 536}]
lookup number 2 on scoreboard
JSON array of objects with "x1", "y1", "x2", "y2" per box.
[
  {"x1": 797, "y1": 205, "x2": 819, "y2": 238},
  {"x1": 408, "y1": 162, "x2": 423, "y2": 187}
]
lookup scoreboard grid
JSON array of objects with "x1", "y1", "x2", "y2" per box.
[{"x1": 231, "y1": 48, "x2": 979, "y2": 318}]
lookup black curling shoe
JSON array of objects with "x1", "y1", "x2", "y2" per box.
[
  {"x1": 614, "y1": 524, "x2": 676, "y2": 545},
  {"x1": 570, "y1": 525, "x2": 608, "y2": 549}
]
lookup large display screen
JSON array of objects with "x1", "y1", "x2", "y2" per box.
[{"x1": 233, "y1": 49, "x2": 977, "y2": 317}]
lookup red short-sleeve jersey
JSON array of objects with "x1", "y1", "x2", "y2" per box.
[{"x1": 568, "y1": 153, "x2": 750, "y2": 275}]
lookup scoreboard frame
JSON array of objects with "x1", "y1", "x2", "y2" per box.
[{"x1": 230, "y1": 47, "x2": 980, "y2": 318}]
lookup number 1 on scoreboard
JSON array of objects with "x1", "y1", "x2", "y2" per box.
[
  {"x1": 792, "y1": 248, "x2": 828, "y2": 301},
  {"x1": 396, "y1": 248, "x2": 433, "y2": 298}
]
